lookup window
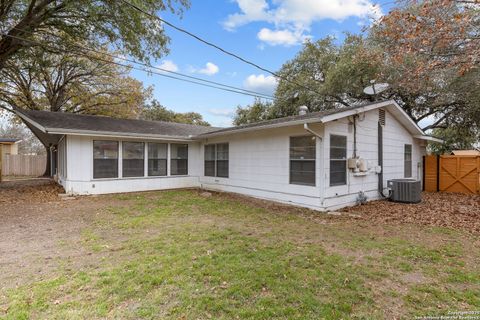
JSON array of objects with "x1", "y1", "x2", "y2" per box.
[
  {"x1": 122, "y1": 142, "x2": 144, "y2": 177},
  {"x1": 204, "y1": 143, "x2": 229, "y2": 178},
  {"x1": 330, "y1": 135, "x2": 347, "y2": 186},
  {"x1": 171, "y1": 144, "x2": 188, "y2": 175},
  {"x1": 404, "y1": 144, "x2": 412, "y2": 178},
  {"x1": 204, "y1": 144, "x2": 216, "y2": 177},
  {"x1": 93, "y1": 140, "x2": 118, "y2": 179},
  {"x1": 148, "y1": 143, "x2": 167, "y2": 176},
  {"x1": 290, "y1": 136, "x2": 316, "y2": 186},
  {"x1": 216, "y1": 143, "x2": 229, "y2": 178}
]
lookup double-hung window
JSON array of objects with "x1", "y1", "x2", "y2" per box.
[
  {"x1": 93, "y1": 140, "x2": 119, "y2": 179},
  {"x1": 122, "y1": 142, "x2": 145, "y2": 177},
  {"x1": 404, "y1": 144, "x2": 412, "y2": 178},
  {"x1": 171, "y1": 144, "x2": 188, "y2": 175},
  {"x1": 290, "y1": 136, "x2": 316, "y2": 186},
  {"x1": 148, "y1": 143, "x2": 167, "y2": 176},
  {"x1": 204, "y1": 143, "x2": 229, "y2": 178},
  {"x1": 330, "y1": 135, "x2": 347, "y2": 186}
]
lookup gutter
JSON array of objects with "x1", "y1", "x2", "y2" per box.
[
  {"x1": 413, "y1": 135, "x2": 444, "y2": 143},
  {"x1": 45, "y1": 128, "x2": 194, "y2": 142},
  {"x1": 195, "y1": 117, "x2": 324, "y2": 139}
]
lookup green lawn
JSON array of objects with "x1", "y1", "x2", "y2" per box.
[{"x1": 1, "y1": 190, "x2": 479, "y2": 319}]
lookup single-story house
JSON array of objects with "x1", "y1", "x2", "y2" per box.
[
  {"x1": 14, "y1": 100, "x2": 441, "y2": 211},
  {"x1": 0, "y1": 138, "x2": 21, "y2": 157}
]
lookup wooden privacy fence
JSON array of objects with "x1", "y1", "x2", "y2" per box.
[
  {"x1": 424, "y1": 155, "x2": 480, "y2": 194},
  {"x1": 1, "y1": 154, "x2": 46, "y2": 176}
]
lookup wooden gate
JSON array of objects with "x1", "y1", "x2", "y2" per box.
[{"x1": 424, "y1": 155, "x2": 480, "y2": 194}]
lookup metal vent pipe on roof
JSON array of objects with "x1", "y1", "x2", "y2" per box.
[{"x1": 298, "y1": 105, "x2": 309, "y2": 116}]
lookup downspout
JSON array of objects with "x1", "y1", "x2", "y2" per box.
[
  {"x1": 303, "y1": 123, "x2": 322, "y2": 140},
  {"x1": 353, "y1": 115, "x2": 358, "y2": 158},
  {"x1": 304, "y1": 123, "x2": 324, "y2": 207},
  {"x1": 378, "y1": 121, "x2": 385, "y2": 197}
]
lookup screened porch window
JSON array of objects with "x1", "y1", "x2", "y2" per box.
[
  {"x1": 148, "y1": 143, "x2": 167, "y2": 176},
  {"x1": 122, "y1": 142, "x2": 145, "y2": 177},
  {"x1": 171, "y1": 144, "x2": 188, "y2": 175},
  {"x1": 204, "y1": 143, "x2": 229, "y2": 178},
  {"x1": 330, "y1": 135, "x2": 347, "y2": 186},
  {"x1": 290, "y1": 136, "x2": 316, "y2": 186},
  {"x1": 204, "y1": 144, "x2": 216, "y2": 177},
  {"x1": 404, "y1": 144, "x2": 412, "y2": 178},
  {"x1": 93, "y1": 140, "x2": 118, "y2": 179}
]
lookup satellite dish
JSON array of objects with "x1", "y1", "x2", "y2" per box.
[{"x1": 363, "y1": 82, "x2": 390, "y2": 95}]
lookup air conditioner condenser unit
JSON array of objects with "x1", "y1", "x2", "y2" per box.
[{"x1": 387, "y1": 179, "x2": 421, "y2": 203}]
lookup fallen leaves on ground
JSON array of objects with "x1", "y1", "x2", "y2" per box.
[
  {"x1": 342, "y1": 192, "x2": 480, "y2": 234},
  {"x1": 0, "y1": 179, "x2": 64, "y2": 204}
]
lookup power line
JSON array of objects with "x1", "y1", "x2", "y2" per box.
[
  {"x1": 1, "y1": 33, "x2": 275, "y2": 100},
  {"x1": 8, "y1": 27, "x2": 275, "y2": 100},
  {"x1": 119, "y1": 0, "x2": 324, "y2": 96}
]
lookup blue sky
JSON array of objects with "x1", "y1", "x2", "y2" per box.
[{"x1": 131, "y1": 0, "x2": 389, "y2": 127}]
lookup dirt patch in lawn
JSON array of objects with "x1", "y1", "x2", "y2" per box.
[
  {"x1": 0, "y1": 178, "x2": 64, "y2": 204},
  {"x1": 341, "y1": 192, "x2": 480, "y2": 234}
]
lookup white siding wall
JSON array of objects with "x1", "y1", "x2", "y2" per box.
[
  {"x1": 64, "y1": 135, "x2": 201, "y2": 195},
  {"x1": 322, "y1": 109, "x2": 425, "y2": 210},
  {"x1": 199, "y1": 124, "x2": 325, "y2": 210},
  {"x1": 61, "y1": 110, "x2": 426, "y2": 211}
]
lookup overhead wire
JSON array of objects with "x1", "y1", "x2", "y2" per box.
[
  {"x1": 119, "y1": 0, "x2": 325, "y2": 96},
  {"x1": 1, "y1": 32, "x2": 275, "y2": 100}
]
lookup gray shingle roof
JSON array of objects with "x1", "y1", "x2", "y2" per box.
[
  {"x1": 15, "y1": 101, "x2": 396, "y2": 140},
  {"x1": 16, "y1": 109, "x2": 219, "y2": 138}
]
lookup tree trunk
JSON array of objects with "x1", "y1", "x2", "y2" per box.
[{"x1": 42, "y1": 145, "x2": 51, "y2": 177}]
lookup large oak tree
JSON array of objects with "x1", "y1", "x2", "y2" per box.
[{"x1": 0, "y1": 0, "x2": 189, "y2": 70}]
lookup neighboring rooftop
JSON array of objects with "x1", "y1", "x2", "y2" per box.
[
  {"x1": 0, "y1": 138, "x2": 21, "y2": 144},
  {"x1": 15, "y1": 108, "x2": 219, "y2": 139}
]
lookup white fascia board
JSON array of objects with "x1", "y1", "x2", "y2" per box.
[
  {"x1": 46, "y1": 128, "x2": 193, "y2": 142},
  {"x1": 414, "y1": 135, "x2": 444, "y2": 143},
  {"x1": 319, "y1": 100, "x2": 395, "y2": 123},
  {"x1": 320, "y1": 100, "x2": 425, "y2": 137},
  {"x1": 15, "y1": 111, "x2": 47, "y2": 133}
]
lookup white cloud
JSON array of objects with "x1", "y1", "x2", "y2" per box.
[
  {"x1": 223, "y1": 0, "x2": 383, "y2": 46},
  {"x1": 156, "y1": 60, "x2": 178, "y2": 73},
  {"x1": 257, "y1": 27, "x2": 310, "y2": 46},
  {"x1": 193, "y1": 62, "x2": 220, "y2": 76},
  {"x1": 243, "y1": 74, "x2": 278, "y2": 95},
  {"x1": 223, "y1": 0, "x2": 270, "y2": 31}
]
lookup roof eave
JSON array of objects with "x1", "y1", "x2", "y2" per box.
[
  {"x1": 414, "y1": 135, "x2": 444, "y2": 143},
  {"x1": 194, "y1": 117, "x2": 324, "y2": 139},
  {"x1": 45, "y1": 128, "x2": 194, "y2": 142}
]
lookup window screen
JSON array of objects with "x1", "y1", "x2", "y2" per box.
[
  {"x1": 216, "y1": 143, "x2": 229, "y2": 178},
  {"x1": 148, "y1": 143, "x2": 167, "y2": 176},
  {"x1": 404, "y1": 144, "x2": 412, "y2": 178},
  {"x1": 122, "y1": 142, "x2": 145, "y2": 177},
  {"x1": 330, "y1": 135, "x2": 347, "y2": 186},
  {"x1": 93, "y1": 140, "x2": 118, "y2": 179},
  {"x1": 171, "y1": 144, "x2": 188, "y2": 175},
  {"x1": 204, "y1": 143, "x2": 229, "y2": 178},
  {"x1": 204, "y1": 144, "x2": 216, "y2": 177},
  {"x1": 290, "y1": 136, "x2": 316, "y2": 186}
]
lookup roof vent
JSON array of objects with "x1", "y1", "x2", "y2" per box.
[{"x1": 298, "y1": 105, "x2": 309, "y2": 116}]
